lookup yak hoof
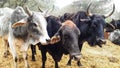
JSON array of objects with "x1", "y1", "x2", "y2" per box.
[
  {"x1": 66, "y1": 63, "x2": 71, "y2": 66},
  {"x1": 31, "y1": 55, "x2": 36, "y2": 61},
  {"x1": 31, "y1": 57, "x2": 36, "y2": 61},
  {"x1": 31, "y1": 59, "x2": 36, "y2": 61},
  {"x1": 42, "y1": 66, "x2": 45, "y2": 68},
  {"x1": 77, "y1": 62, "x2": 82, "y2": 66}
]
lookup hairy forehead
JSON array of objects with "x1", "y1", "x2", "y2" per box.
[
  {"x1": 91, "y1": 15, "x2": 104, "y2": 19},
  {"x1": 32, "y1": 12, "x2": 44, "y2": 20},
  {"x1": 32, "y1": 12, "x2": 47, "y2": 26}
]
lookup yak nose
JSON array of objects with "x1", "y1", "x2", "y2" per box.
[
  {"x1": 72, "y1": 53, "x2": 82, "y2": 61},
  {"x1": 46, "y1": 39, "x2": 51, "y2": 42},
  {"x1": 97, "y1": 38, "x2": 106, "y2": 44},
  {"x1": 74, "y1": 55, "x2": 82, "y2": 61}
]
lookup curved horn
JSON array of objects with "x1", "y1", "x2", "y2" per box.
[
  {"x1": 108, "y1": 23, "x2": 116, "y2": 29},
  {"x1": 86, "y1": 3, "x2": 92, "y2": 16},
  {"x1": 50, "y1": 5, "x2": 55, "y2": 13},
  {"x1": 42, "y1": 9, "x2": 49, "y2": 17},
  {"x1": 105, "y1": 4, "x2": 115, "y2": 18},
  {"x1": 24, "y1": 6, "x2": 32, "y2": 16},
  {"x1": 38, "y1": 7, "x2": 43, "y2": 12},
  {"x1": 44, "y1": 5, "x2": 55, "y2": 17}
]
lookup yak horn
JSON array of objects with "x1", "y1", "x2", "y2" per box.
[
  {"x1": 104, "y1": 4, "x2": 115, "y2": 18},
  {"x1": 24, "y1": 6, "x2": 32, "y2": 16},
  {"x1": 109, "y1": 23, "x2": 116, "y2": 29},
  {"x1": 86, "y1": 3, "x2": 92, "y2": 16},
  {"x1": 38, "y1": 7, "x2": 43, "y2": 12}
]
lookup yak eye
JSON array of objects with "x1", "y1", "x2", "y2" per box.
[
  {"x1": 29, "y1": 23, "x2": 37, "y2": 29},
  {"x1": 31, "y1": 23, "x2": 37, "y2": 27},
  {"x1": 64, "y1": 35, "x2": 69, "y2": 39}
]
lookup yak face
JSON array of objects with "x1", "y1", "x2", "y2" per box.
[
  {"x1": 27, "y1": 15, "x2": 42, "y2": 40},
  {"x1": 61, "y1": 25, "x2": 81, "y2": 60},
  {"x1": 85, "y1": 3, "x2": 115, "y2": 47},
  {"x1": 109, "y1": 19, "x2": 120, "y2": 29},
  {"x1": 51, "y1": 20, "x2": 81, "y2": 61},
  {"x1": 26, "y1": 12, "x2": 50, "y2": 45},
  {"x1": 106, "y1": 19, "x2": 120, "y2": 32},
  {"x1": 88, "y1": 15, "x2": 106, "y2": 47},
  {"x1": 46, "y1": 16, "x2": 61, "y2": 37},
  {"x1": 12, "y1": 7, "x2": 50, "y2": 45}
]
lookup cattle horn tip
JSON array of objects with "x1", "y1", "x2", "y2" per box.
[
  {"x1": 38, "y1": 6, "x2": 43, "y2": 12},
  {"x1": 24, "y1": 6, "x2": 32, "y2": 16},
  {"x1": 86, "y1": 2, "x2": 92, "y2": 16},
  {"x1": 105, "y1": 3, "x2": 115, "y2": 18}
]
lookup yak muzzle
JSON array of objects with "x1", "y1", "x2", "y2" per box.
[
  {"x1": 71, "y1": 53, "x2": 82, "y2": 61},
  {"x1": 97, "y1": 38, "x2": 106, "y2": 44}
]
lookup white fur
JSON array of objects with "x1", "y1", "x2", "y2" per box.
[
  {"x1": 0, "y1": 7, "x2": 13, "y2": 57},
  {"x1": 33, "y1": 12, "x2": 50, "y2": 45},
  {"x1": 109, "y1": 29, "x2": 120, "y2": 41},
  {"x1": 8, "y1": 8, "x2": 50, "y2": 68}
]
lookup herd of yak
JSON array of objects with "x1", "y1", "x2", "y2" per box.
[{"x1": 0, "y1": 2, "x2": 120, "y2": 68}]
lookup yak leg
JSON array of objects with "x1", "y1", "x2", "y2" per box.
[
  {"x1": 31, "y1": 45, "x2": 36, "y2": 61},
  {"x1": 40, "y1": 47, "x2": 47, "y2": 68},
  {"x1": 77, "y1": 43, "x2": 83, "y2": 66},
  {"x1": 77, "y1": 60, "x2": 82, "y2": 66},
  {"x1": 51, "y1": 54, "x2": 59, "y2": 68},
  {"x1": 8, "y1": 36, "x2": 17, "y2": 68},
  {"x1": 55, "y1": 61, "x2": 59, "y2": 68},
  {"x1": 21, "y1": 43, "x2": 30, "y2": 68},
  {"x1": 67, "y1": 55, "x2": 72, "y2": 66},
  {"x1": 3, "y1": 37, "x2": 10, "y2": 58}
]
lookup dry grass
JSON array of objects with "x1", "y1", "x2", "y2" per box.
[{"x1": 0, "y1": 38, "x2": 120, "y2": 68}]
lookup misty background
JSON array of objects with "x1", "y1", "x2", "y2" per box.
[{"x1": 0, "y1": 0, "x2": 120, "y2": 21}]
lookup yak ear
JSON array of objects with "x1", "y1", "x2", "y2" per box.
[{"x1": 12, "y1": 18, "x2": 28, "y2": 28}]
